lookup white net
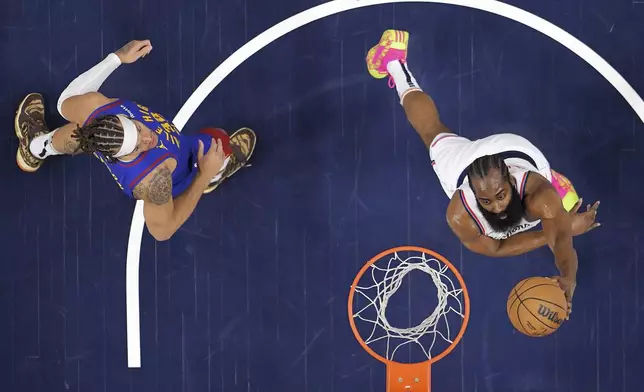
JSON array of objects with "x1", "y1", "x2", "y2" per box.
[{"x1": 352, "y1": 251, "x2": 466, "y2": 362}]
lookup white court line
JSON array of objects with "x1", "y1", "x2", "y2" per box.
[{"x1": 126, "y1": 0, "x2": 644, "y2": 368}]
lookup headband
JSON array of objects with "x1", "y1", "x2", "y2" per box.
[{"x1": 114, "y1": 114, "x2": 138, "y2": 158}]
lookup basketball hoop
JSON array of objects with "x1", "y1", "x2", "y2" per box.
[{"x1": 347, "y1": 246, "x2": 470, "y2": 391}]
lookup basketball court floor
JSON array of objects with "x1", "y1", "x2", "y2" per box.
[{"x1": 1, "y1": 0, "x2": 644, "y2": 391}]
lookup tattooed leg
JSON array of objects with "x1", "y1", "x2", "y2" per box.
[
  {"x1": 27, "y1": 121, "x2": 84, "y2": 160},
  {"x1": 51, "y1": 122, "x2": 83, "y2": 155}
]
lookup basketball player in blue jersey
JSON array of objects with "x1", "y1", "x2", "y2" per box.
[
  {"x1": 14, "y1": 40, "x2": 256, "y2": 241},
  {"x1": 366, "y1": 30, "x2": 601, "y2": 316}
]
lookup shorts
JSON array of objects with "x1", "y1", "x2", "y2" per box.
[{"x1": 428, "y1": 133, "x2": 552, "y2": 198}]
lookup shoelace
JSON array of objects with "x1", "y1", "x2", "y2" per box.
[
  {"x1": 21, "y1": 116, "x2": 45, "y2": 138},
  {"x1": 386, "y1": 59, "x2": 405, "y2": 89}
]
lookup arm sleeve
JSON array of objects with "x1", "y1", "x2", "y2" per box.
[{"x1": 57, "y1": 53, "x2": 122, "y2": 120}]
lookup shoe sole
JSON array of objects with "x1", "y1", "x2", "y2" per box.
[
  {"x1": 367, "y1": 30, "x2": 410, "y2": 79},
  {"x1": 15, "y1": 93, "x2": 43, "y2": 173},
  {"x1": 203, "y1": 127, "x2": 257, "y2": 194}
]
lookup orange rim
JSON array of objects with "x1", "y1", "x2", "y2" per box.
[{"x1": 347, "y1": 246, "x2": 470, "y2": 366}]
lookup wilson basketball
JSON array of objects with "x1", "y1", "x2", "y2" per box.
[{"x1": 506, "y1": 277, "x2": 568, "y2": 337}]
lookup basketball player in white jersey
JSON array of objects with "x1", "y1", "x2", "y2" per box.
[{"x1": 366, "y1": 30, "x2": 600, "y2": 315}]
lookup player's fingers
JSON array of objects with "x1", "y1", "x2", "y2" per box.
[
  {"x1": 548, "y1": 276, "x2": 563, "y2": 289},
  {"x1": 197, "y1": 140, "x2": 204, "y2": 158},
  {"x1": 135, "y1": 40, "x2": 151, "y2": 50},
  {"x1": 216, "y1": 139, "x2": 224, "y2": 155},
  {"x1": 136, "y1": 42, "x2": 153, "y2": 58},
  {"x1": 211, "y1": 139, "x2": 223, "y2": 158},
  {"x1": 571, "y1": 198, "x2": 583, "y2": 214},
  {"x1": 206, "y1": 138, "x2": 217, "y2": 155}
]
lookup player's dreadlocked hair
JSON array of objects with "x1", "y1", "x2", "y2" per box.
[
  {"x1": 72, "y1": 115, "x2": 125, "y2": 162},
  {"x1": 466, "y1": 154, "x2": 510, "y2": 183}
]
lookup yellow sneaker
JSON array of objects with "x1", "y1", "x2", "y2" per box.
[{"x1": 366, "y1": 29, "x2": 410, "y2": 80}]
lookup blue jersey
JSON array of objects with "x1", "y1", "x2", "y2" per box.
[{"x1": 85, "y1": 99, "x2": 201, "y2": 199}]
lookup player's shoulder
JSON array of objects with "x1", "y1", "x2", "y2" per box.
[
  {"x1": 523, "y1": 171, "x2": 561, "y2": 219},
  {"x1": 522, "y1": 170, "x2": 550, "y2": 193},
  {"x1": 446, "y1": 191, "x2": 481, "y2": 240},
  {"x1": 132, "y1": 158, "x2": 177, "y2": 204}
]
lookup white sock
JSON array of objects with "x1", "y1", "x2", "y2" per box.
[
  {"x1": 210, "y1": 172, "x2": 223, "y2": 183},
  {"x1": 386, "y1": 60, "x2": 422, "y2": 104},
  {"x1": 29, "y1": 129, "x2": 62, "y2": 158},
  {"x1": 209, "y1": 156, "x2": 231, "y2": 184}
]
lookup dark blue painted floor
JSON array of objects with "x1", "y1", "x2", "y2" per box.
[{"x1": 1, "y1": 0, "x2": 644, "y2": 391}]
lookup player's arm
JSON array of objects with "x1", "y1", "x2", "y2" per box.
[
  {"x1": 528, "y1": 185, "x2": 578, "y2": 280},
  {"x1": 58, "y1": 40, "x2": 152, "y2": 124},
  {"x1": 446, "y1": 196, "x2": 549, "y2": 257},
  {"x1": 57, "y1": 52, "x2": 121, "y2": 123},
  {"x1": 134, "y1": 159, "x2": 211, "y2": 241}
]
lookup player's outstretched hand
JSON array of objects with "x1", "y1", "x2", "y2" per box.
[
  {"x1": 115, "y1": 40, "x2": 153, "y2": 64},
  {"x1": 550, "y1": 275, "x2": 576, "y2": 320},
  {"x1": 570, "y1": 198, "x2": 600, "y2": 236}
]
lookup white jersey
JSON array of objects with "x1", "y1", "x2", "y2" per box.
[{"x1": 429, "y1": 133, "x2": 554, "y2": 240}]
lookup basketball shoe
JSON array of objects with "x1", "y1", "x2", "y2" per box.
[
  {"x1": 15, "y1": 93, "x2": 50, "y2": 172},
  {"x1": 204, "y1": 127, "x2": 256, "y2": 194},
  {"x1": 365, "y1": 29, "x2": 410, "y2": 87}
]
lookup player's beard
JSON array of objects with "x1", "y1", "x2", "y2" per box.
[{"x1": 477, "y1": 185, "x2": 524, "y2": 232}]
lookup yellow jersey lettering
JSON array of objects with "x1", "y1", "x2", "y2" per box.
[{"x1": 152, "y1": 112, "x2": 166, "y2": 123}]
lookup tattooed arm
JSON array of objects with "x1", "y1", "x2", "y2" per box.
[{"x1": 134, "y1": 158, "x2": 211, "y2": 241}]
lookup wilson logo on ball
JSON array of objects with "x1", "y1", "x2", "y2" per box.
[{"x1": 537, "y1": 304, "x2": 563, "y2": 325}]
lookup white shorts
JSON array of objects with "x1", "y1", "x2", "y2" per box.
[{"x1": 428, "y1": 133, "x2": 552, "y2": 198}]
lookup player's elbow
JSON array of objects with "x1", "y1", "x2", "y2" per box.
[
  {"x1": 151, "y1": 230, "x2": 173, "y2": 242},
  {"x1": 58, "y1": 92, "x2": 110, "y2": 123},
  {"x1": 487, "y1": 240, "x2": 506, "y2": 257},
  {"x1": 57, "y1": 93, "x2": 82, "y2": 120},
  {"x1": 464, "y1": 239, "x2": 502, "y2": 258},
  {"x1": 146, "y1": 222, "x2": 177, "y2": 242}
]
